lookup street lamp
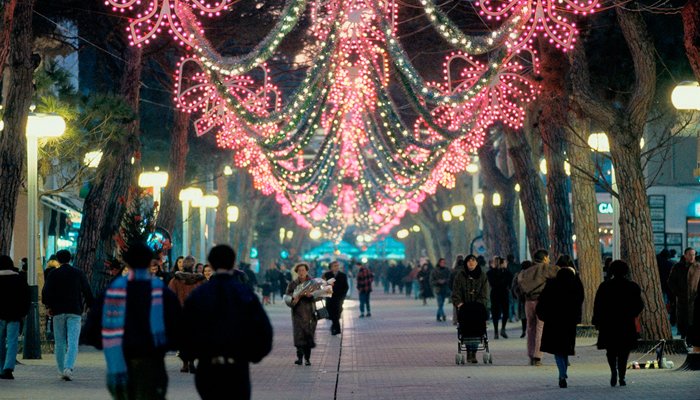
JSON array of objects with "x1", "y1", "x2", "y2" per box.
[
  {"x1": 514, "y1": 183, "x2": 527, "y2": 262},
  {"x1": 192, "y1": 194, "x2": 219, "y2": 261},
  {"x1": 441, "y1": 210, "x2": 453, "y2": 222},
  {"x1": 309, "y1": 227, "x2": 322, "y2": 240},
  {"x1": 26, "y1": 113, "x2": 66, "y2": 359},
  {"x1": 492, "y1": 193, "x2": 502, "y2": 207},
  {"x1": 138, "y1": 168, "x2": 169, "y2": 207},
  {"x1": 671, "y1": 81, "x2": 700, "y2": 110},
  {"x1": 451, "y1": 204, "x2": 466, "y2": 218},
  {"x1": 474, "y1": 192, "x2": 485, "y2": 230},
  {"x1": 397, "y1": 229, "x2": 410, "y2": 239},
  {"x1": 179, "y1": 187, "x2": 203, "y2": 257},
  {"x1": 588, "y1": 132, "x2": 620, "y2": 260}
]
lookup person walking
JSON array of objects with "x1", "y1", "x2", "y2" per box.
[
  {"x1": 42, "y1": 250, "x2": 94, "y2": 381},
  {"x1": 0, "y1": 256, "x2": 30, "y2": 380},
  {"x1": 356, "y1": 262, "x2": 374, "y2": 318},
  {"x1": 323, "y1": 261, "x2": 349, "y2": 335},
  {"x1": 451, "y1": 254, "x2": 489, "y2": 363},
  {"x1": 668, "y1": 247, "x2": 695, "y2": 341},
  {"x1": 286, "y1": 263, "x2": 318, "y2": 365},
  {"x1": 689, "y1": 278, "x2": 700, "y2": 353},
  {"x1": 511, "y1": 261, "x2": 533, "y2": 338},
  {"x1": 506, "y1": 254, "x2": 521, "y2": 322},
  {"x1": 417, "y1": 263, "x2": 433, "y2": 306},
  {"x1": 279, "y1": 265, "x2": 291, "y2": 299},
  {"x1": 536, "y1": 267, "x2": 585, "y2": 388},
  {"x1": 82, "y1": 242, "x2": 182, "y2": 399},
  {"x1": 593, "y1": 260, "x2": 644, "y2": 387},
  {"x1": 487, "y1": 256, "x2": 513, "y2": 339},
  {"x1": 265, "y1": 263, "x2": 281, "y2": 304},
  {"x1": 517, "y1": 249, "x2": 559, "y2": 366},
  {"x1": 430, "y1": 258, "x2": 451, "y2": 322},
  {"x1": 182, "y1": 245, "x2": 273, "y2": 400},
  {"x1": 168, "y1": 255, "x2": 206, "y2": 373}
]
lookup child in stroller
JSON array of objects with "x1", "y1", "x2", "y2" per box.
[{"x1": 456, "y1": 301, "x2": 492, "y2": 364}]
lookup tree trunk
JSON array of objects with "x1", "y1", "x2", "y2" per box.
[
  {"x1": 0, "y1": 0, "x2": 17, "y2": 78},
  {"x1": 682, "y1": 0, "x2": 700, "y2": 81},
  {"x1": 609, "y1": 132, "x2": 672, "y2": 340},
  {"x1": 157, "y1": 111, "x2": 190, "y2": 236},
  {"x1": 504, "y1": 128, "x2": 549, "y2": 257},
  {"x1": 76, "y1": 45, "x2": 143, "y2": 293},
  {"x1": 0, "y1": 0, "x2": 35, "y2": 254},
  {"x1": 478, "y1": 139, "x2": 518, "y2": 259},
  {"x1": 568, "y1": 117, "x2": 602, "y2": 324},
  {"x1": 539, "y1": 42, "x2": 574, "y2": 261}
]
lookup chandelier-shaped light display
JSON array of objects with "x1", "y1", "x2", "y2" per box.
[{"x1": 106, "y1": 0, "x2": 596, "y2": 241}]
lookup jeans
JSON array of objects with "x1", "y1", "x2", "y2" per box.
[
  {"x1": 0, "y1": 320, "x2": 20, "y2": 371},
  {"x1": 525, "y1": 300, "x2": 544, "y2": 359},
  {"x1": 436, "y1": 291, "x2": 447, "y2": 319},
  {"x1": 413, "y1": 281, "x2": 420, "y2": 299},
  {"x1": 53, "y1": 313, "x2": 82, "y2": 373},
  {"x1": 359, "y1": 292, "x2": 371, "y2": 314},
  {"x1": 554, "y1": 354, "x2": 568, "y2": 379}
]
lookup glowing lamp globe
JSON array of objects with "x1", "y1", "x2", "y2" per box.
[
  {"x1": 227, "y1": 205, "x2": 239, "y2": 222},
  {"x1": 587, "y1": 133, "x2": 610, "y2": 152},
  {"x1": 474, "y1": 193, "x2": 485, "y2": 207},
  {"x1": 451, "y1": 204, "x2": 466, "y2": 218},
  {"x1": 138, "y1": 170, "x2": 169, "y2": 189},
  {"x1": 26, "y1": 114, "x2": 66, "y2": 138},
  {"x1": 397, "y1": 229, "x2": 410, "y2": 239},
  {"x1": 411, "y1": 225, "x2": 421, "y2": 232},
  {"x1": 192, "y1": 194, "x2": 219, "y2": 208},
  {"x1": 492, "y1": 193, "x2": 502, "y2": 207},
  {"x1": 466, "y1": 163, "x2": 479, "y2": 174},
  {"x1": 442, "y1": 210, "x2": 453, "y2": 222},
  {"x1": 179, "y1": 187, "x2": 203, "y2": 202},
  {"x1": 309, "y1": 228, "x2": 322, "y2": 240},
  {"x1": 671, "y1": 81, "x2": 700, "y2": 110}
]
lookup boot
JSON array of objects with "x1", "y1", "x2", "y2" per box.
[
  {"x1": 493, "y1": 323, "x2": 499, "y2": 340},
  {"x1": 294, "y1": 349, "x2": 303, "y2": 365},
  {"x1": 501, "y1": 322, "x2": 508, "y2": 338}
]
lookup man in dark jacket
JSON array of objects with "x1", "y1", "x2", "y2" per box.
[
  {"x1": 182, "y1": 245, "x2": 273, "y2": 400},
  {"x1": 430, "y1": 258, "x2": 451, "y2": 322},
  {"x1": 0, "y1": 256, "x2": 31, "y2": 379},
  {"x1": 668, "y1": 247, "x2": 695, "y2": 340},
  {"x1": 82, "y1": 242, "x2": 182, "y2": 399},
  {"x1": 323, "y1": 261, "x2": 349, "y2": 335},
  {"x1": 42, "y1": 250, "x2": 94, "y2": 381}
]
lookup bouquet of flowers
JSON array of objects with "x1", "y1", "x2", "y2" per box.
[{"x1": 293, "y1": 277, "x2": 335, "y2": 299}]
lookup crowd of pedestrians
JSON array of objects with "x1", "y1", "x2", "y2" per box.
[{"x1": 2, "y1": 241, "x2": 700, "y2": 397}]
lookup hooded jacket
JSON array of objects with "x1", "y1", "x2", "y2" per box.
[{"x1": 168, "y1": 271, "x2": 206, "y2": 305}]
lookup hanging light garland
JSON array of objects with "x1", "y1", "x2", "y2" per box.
[{"x1": 107, "y1": 0, "x2": 598, "y2": 241}]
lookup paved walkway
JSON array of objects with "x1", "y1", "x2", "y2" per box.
[{"x1": 1, "y1": 292, "x2": 697, "y2": 399}]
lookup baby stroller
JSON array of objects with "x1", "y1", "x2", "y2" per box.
[{"x1": 455, "y1": 301, "x2": 492, "y2": 365}]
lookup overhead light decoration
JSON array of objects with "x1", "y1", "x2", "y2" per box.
[{"x1": 106, "y1": 0, "x2": 598, "y2": 242}]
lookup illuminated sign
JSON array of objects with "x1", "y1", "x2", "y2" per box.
[{"x1": 598, "y1": 202, "x2": 613, "y2": 214}]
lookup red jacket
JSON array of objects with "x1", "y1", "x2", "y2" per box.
[{"x1": 356, "y1": 267, "x2": 374, "y2": 293}]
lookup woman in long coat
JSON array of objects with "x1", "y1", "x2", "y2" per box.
[
  {"x1": 536, "y1": 267, "x2": 584, "y2": 388},
  {"x1": 286, "y1": 263, "x2": 318, "y2": 366},
  {"x1": 592, "y1": 260, "x2": 644, "y2": 387}
]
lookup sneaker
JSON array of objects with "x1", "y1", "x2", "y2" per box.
[
  {"x1": 359, "y1": 313, "x2": 365, "y2": 318},
  {"x1": 305, "y1": 359, "x2": 311, "y2": 366},
  {"x1": 501, "y1": 330, "x2": 508, "y2": 339},
  {"x1": 559, "y1": 378, "x2": 567, "y2": 388},
  {"x1": 366, "y1": 313, "x2": 372, "y2": 317},
  {"x1": 61, "y1": 369, "x2": 73, "y2": 381},
  {"x1": 0, "y1": 369, "x2": 14, "y2": 380}
]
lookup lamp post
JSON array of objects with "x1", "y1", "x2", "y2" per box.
[
  {"x1": 138, "y1": 168, "x2": 169, "y2": 208},
  {"x1": 192, "y1": 194, "x2": 219, "y2": 261},
  {"x1": 178, "y1": 187, "x2": 203, "y2": 257},
  {"x1": 25, "y1": 113, "x2": 66, "y2": 359},
  {"x1": 474, "y1": 192, "x2": 485, "y2": 231},
  {"x1": 588, "y1": 133, "x2": 620, "y2": 260},
  {"x1": 227, "y1": 205, "x2": 239, "y2": 244},
  {"x1": 515, "y1": 183, "x2": 527, "y2": 262}
]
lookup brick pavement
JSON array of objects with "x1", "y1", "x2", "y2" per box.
[{"x1": 1, "y1": 292, "x2": 697, "y2": 399}]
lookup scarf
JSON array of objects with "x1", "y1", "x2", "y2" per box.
[{"x1": 102, "y1": 268, "x2": 166, "y2": 391}]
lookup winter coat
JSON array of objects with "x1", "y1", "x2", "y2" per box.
[
  {"x1": 356, "y1": 267, "x2": 374, "y2": 293},
  {"x1": 536, "y1": 270, "x2": 584, "y2": 356},
  {"x1": 42, "y1": 264, "x2": 94, "y2": 315},
  {"x1": 487, "y1": 268, "x2": 513, "y2": 309},
  {"x1": 286, "y1": 277, "x2": 317, "y2": 348},
  {"x1": 168, "y1": 271, "x2": 206, "y2": 306},
  {"x1": 668, "y1": 260, "x2": 691, "y2": 333},
  {"x1": 82, "y1": 279, "x2": 182, "y2": 358},
  {"x1": 451, "y1": 267, "x2": 489, "y2": 307},
  {"x1": 0, "y1": 270, "x2": 31, "y2": 321},
  {"x1": 323, "y1": 271, "x2": 349, "y2": 321},
  {"x1": 449, "y1": 264, "x2": 464, "y2": 291},
  {"x1": 517, "y1": 262, "x2": 559, "y2": 301},
  {"x1": 430, "y1": 266, "x2": 451, "y2": 296},
  {"x1": 417, "y1": 269, "x2": 433, "y2": 299},
  {"x1": 688, "y1": 263, "x2": 700, "y2": 326},
  {"x1": 592, "y1": 276, "x2": 644, "y2": 352},
  {"x1": 181, "y1": 274, "x2": 272, "y2": 362}
]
